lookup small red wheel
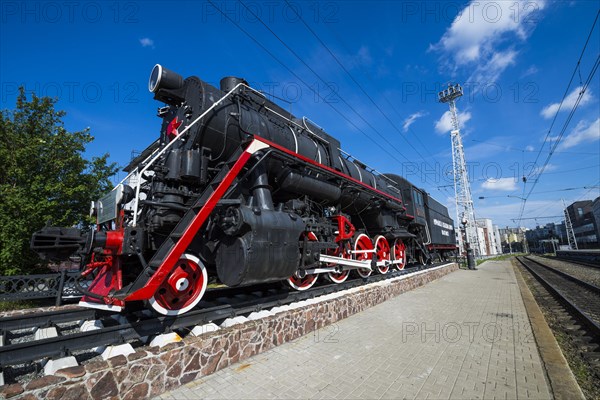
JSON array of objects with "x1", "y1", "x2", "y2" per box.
[
  {"x1": 393, "y1": 239, "x2": 406, "y2": 270},
  {"x1": 149, "y1": 253, "x2": 207, "y2": 316},
  {"x1": 326, "y1": 242, "x2": 351, "y2": 284},
  {"x1": 287, "y1": 272, "x2": 318, "y2": 290},
  {"x1": 354, "y1": 234, "x2": 373, "y2": 278},
  {"x1": 374, "y1": 235, "x2": 390, "y2": 274},
  {"x1": 287, "y1": 232, "x2": 319, "y2": 291}
]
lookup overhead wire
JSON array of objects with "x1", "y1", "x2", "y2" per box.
[
  {"x1": 516, "y1": 52, "x2": 600, "y2": 224},
  {"x1": 204, "y1": 0, "x2": 411, "y2": 169},
  {"x1": 515, "y1": 10, "x2": 600, "y2": 225},
  {"x1": 470, "y1": 139, "x2": 598, "y2": 156},
  {"x1": 281, "y1": 0, "x2": 441, "y2": 170},
  {"x1": 280, "y1": 0, "x2": 457, "y2": 203},
  {"x1": 479, "y1": 186, "x2": 599, "y2": 198},
  {"x1": 522, "y1": 179, "x2": 600, "y2": 224},
  {"x1": 531, "y1": 9, "x2": 599, "y2": 169},
  {"x1": 277, "y1": 0, "x2": 467, "y2": 204},
  {"x1": 319, "y1": 13, "x2": 441, "y2": 163},
  {"x1": 234, "y1": 0, "x2": 448, "y2": 188}
]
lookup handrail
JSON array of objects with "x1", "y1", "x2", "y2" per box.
[
  {"x1": 338, "y1": 148, "x2": 400, "y2": 187},
  {"x1": 128, "y1": 81, "x2": 403, "y2": 224},
  {"x1": 131, "y1": 82, "x2": 251, "y2": 225}
]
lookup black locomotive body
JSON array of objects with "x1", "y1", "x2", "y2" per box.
[
  {"x1": 424, "y1": 196, "x2": 457, "y2": 259},
  {"x1": 380, "y1": 174, "x2": 457, "y2": 263},
  {"x1": 31, "y1": 65, "x2": 456, "y2": 315}
]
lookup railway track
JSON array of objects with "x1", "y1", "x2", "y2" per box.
[
  {"x1": 0, "y1": 263, "x2": 442, "y2": 381},
  {"x1": 534, "y1": 255, "x2": 600, "y2": 287},
  {"x1": 554, "y1": 250, "x2": 600, "y2": 267},
  {"x1": 552, "y1": 256, "x2": 600, "y2": 269},
  {"x1": 516, "y1": 256, "x2": 600, "y2": 371}
]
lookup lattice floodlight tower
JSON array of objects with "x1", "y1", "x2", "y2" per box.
[
  {"x1": 438, "y1": 84, "x2": 480, "y2": 256},
  {"x1": 562, "y1": 199, "x2": 578, "y2": 250}
]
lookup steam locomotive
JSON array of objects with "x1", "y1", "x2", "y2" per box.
[{"x1": 31, "y1": 65, "x2": 456, "y2": 315}]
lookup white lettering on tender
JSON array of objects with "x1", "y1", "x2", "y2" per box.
[{"x1": 433, "y1": 218, "x2": 453, "y2": 231}]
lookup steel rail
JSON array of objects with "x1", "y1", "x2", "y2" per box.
[
  {"x1": 516, "y1": 257, "x2": 600, "y2": 337},
  {"x1": 0, "y1": 282, "x2": 287, "y2": 332},
  {"x1": 0, "y1": 264, "x2": 441, "y2": 367},
  {"x1": 0, "y1": 308, "x2": 101, "y2": 331},
  {"x1": 555, "y1": 250, "x2": 600, "y2": 266},
  {"x1": 523, "y1": 256, "x2": 600, "y2": 294},
  {"x1": 551, "y1": 256, "x2": 600, "y2": 269}
]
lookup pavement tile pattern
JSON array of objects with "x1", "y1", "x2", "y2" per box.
[{"x1": 158, "y1": 260, "x2": 551, "y2": 399}]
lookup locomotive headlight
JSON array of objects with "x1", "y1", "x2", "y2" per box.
[{"x1": 148, "y1": 64, "x2": 184, "y2": 93}]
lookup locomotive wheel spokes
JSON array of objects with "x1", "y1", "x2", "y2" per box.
[
  {"x1": 326, "y1": 242, "x2": 351, "y2": 284},
  {"x1": 287, "y1": 232, "x2": 319, "y2": 291},
  {"x1": 287, "y1": 272, "x2": 318, "y2": 290},
  {"x1": 354, "y1": 233, "x2": 373, "y2": 278},
  {"x1": 393, "y1": 239, "x2": 406, "y2": 270},
  {"x1": 374, "y1": 235, "x2": 390, "y2": 274},
  {"x1": 148, "y1": 253, "x2": 208, "y2": 316}
]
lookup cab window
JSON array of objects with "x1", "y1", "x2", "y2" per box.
[{"x1": 413, "y1": 189, "x2": 424, "y2": 206}]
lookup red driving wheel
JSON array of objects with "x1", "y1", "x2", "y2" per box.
[
  {"x1": 149, "y1": 253, "x2": 207, "y2": 316},
  {"x1": 326, "y1": 241, "x2": 351, "y2": 283},
  {"x1": 287, "y1": 232, "x2": 319, "y2": 290},
  {"x1": 374, "y1": 235, "x2": 390, "y2": 274},
  {"x1": 393, "y1": 239, "x2": 406, "y2": 270},
  {"x1": 354, "y1": 234, "x2": 373, "y2": 278}
]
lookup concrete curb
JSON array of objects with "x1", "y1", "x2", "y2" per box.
[{"x1": 512, "y1": 260, "x2": 585, "y2": 400}]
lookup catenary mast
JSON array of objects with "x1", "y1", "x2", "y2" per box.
[{"x1": 438, "y1": 84, "x2": 480, "y2": 256}]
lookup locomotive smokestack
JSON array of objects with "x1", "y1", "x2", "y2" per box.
[
  {"x1": 148, "y1": 64, "x2": 183, "y2": 93},
  {"x1": 220, "y1": 76, "x2": 248, "y2": 93}
]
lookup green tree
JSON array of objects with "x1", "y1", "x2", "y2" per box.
[{"x1": 0, "y1": 88, "x2": 118, "y2": 275}]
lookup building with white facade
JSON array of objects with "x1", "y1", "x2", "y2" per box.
[{"x1": 475, "y1": 218, "x2": 501, "y2": 256}]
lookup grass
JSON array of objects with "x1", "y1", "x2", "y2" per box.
[
  {"x1": 207, "y1": 282, "x2": 227, "y2": 289},
  {"x1": 476, "y1": 253, "x2": 526, "y2": 265},
  {"x1": 0, "y1": 300, "x2": 38, "y2": 312}
]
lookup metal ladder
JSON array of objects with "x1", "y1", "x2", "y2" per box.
[
  {"x1": 563, "y1": 200, "x2": 578, "y2": 250},
  {"x1": 115, "y1": 144, "x2": 251, "y2": 301}
]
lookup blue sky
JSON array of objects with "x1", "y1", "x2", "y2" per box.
[{"x1": 1, "y1": 0, "x2": 599, "y2": 229}]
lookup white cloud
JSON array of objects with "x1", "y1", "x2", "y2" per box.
[
  {"x1": 541, "y1": 163, "x2": 558, "y2": 172},
  {"x1": 481, "y1": 177, "x2": 517, "y2": 191},
  {"x1": 403, "y1": 111, "x2": 428, "y2": 132},
  {"x1": 543, "y1": 135, "x2": 560, "y2": 142},
  {"x1": 540, "y1": 86, "x2": 593, "y2": 119},
  {"x1": 521, "y1": 65, "x2": 538, "y2": 78},
  {"x1": 139, "y1": 38, "x2": 155, "y2": 48},
  {"x1": 356, "y1": 45, "x2": 372, "y2": 66},
  {"x1": 558, "y1": 118, "x2": 600, "y2": 149},
  {"x1": 469, "y1": 49, "x2": 517, "y2": 85},
  {"x1": 339, "y1": 45, "x2": 373, "y2": 71},
  {"x1": 435, "y1": 110, "x2": 472, "y2": 134},
  {"x1": 431, "y1": 1, "x2": 545, "y2": 83},
  {"x1": 525, "y1": 145, "x2": 535, "y2": 151}
]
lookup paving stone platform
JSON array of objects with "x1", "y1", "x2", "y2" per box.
[{"x1": 157, "y1": 261, "x2": 552, "y2": 399}]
